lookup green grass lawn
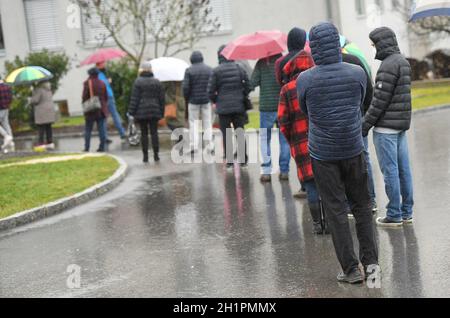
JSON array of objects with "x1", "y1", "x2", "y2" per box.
[
  {"x1": 412, "y1": 83, "x2": 450, "y2": 111},
  {"x1": 17, "y1": 116, "x2": 85, "y2": 133},
  {"x1": 0, "y1": 155, "x2": 119, "y2": 219},
  {"x1": 0, "y1": 153, "x2": 75, "y2": 166}
]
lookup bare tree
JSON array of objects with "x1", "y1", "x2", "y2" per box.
[
  {"x1": 392, "y1": 0, "x2": 450, "y2": 36},
  {"x1": 74, "y1": 0, "x2": 221, "y2": 67}
]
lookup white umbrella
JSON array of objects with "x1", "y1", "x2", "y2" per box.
[
  {"x1": 410, "y1": 0, "x2": 450, "y2": 21},
  {"x1": 149, "y1": 57, "x2": 189, "y2": 82}
]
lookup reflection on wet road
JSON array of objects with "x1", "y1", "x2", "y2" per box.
[{"x1": 1, "y1": 109, "x2": 450, "y2": 297}]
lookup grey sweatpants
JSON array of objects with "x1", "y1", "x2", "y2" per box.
[{"x1": 0, "y1": 109, "x2": 13, "y2": 139}]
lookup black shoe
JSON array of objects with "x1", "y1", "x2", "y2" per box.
[
  {"x1": 337, "y1": 269, "x2": 364, "y2": 284},
  {"x1": 293, "y1": 191, "x2": 308, "y2": 200},
  {"x1": 226, "y1": 163, "x2": 234, "y2": 169},
  {"x1": 154, "y1": 154, "x2": 160, "y2": 162},
  {"x1": 403, "y1": 217, "x2": 414, "y2": 224},
  {"x1": 106, "y1": 139, "x2": 113, "y2": 144},
  {"x1": 143, "y1": 152, "x2": 149, "y2": 163},
  {"x1": 376, "y1": 217, "x2": 403, "y2": 228},
  {"x1": 313, "y1": 222, "x2": 324, "y2": 235},
  {"x1": 279, "y1": 173, "x2": 289, "y2": 181},
  {"x1": 97, "y1": 148, "x2": 105, "y2": 153}
]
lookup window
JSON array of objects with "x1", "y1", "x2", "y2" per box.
[
  {"x1": 355, "y1": 0, "x2": 366, "y2": 16},
  {"x1": 0, "y1": 14, "x2": 5, "y2": 53},
  {"x1": 81, "y1": 11, "x2": 113, "y2": 45},
  {"x1": 209, "y1": 0, "x2": 233, "y2": 32},
  {"x1": 24, "y1": 0, "x2": 63, "y2": 51},
  {"x1": 375, "y1": 0, "x2": 385, "y2": 13}
]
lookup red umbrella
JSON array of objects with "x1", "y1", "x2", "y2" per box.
[
  {"x1": 80, "y1": 48, "x2": 128, "y2": 66},
  {"x1": 221, "y1": 30, "x2": 288, "y2": 61}
]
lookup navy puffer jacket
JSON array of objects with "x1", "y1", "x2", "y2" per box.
[
  {"x1": 183, "y1": 51, "x2": 213, "y2": 105},
  {"x1": 297, "y1": 22, "x2": 367, "y2": 161},
  {"x1": 208, "y1": 46, "x2": 250, "y2": 115}
]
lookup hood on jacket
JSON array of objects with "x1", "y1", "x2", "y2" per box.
[
  {"x1": 217, "y1": 45, "x2": 231, "y2": 64},
  {"x1": 283, "y1": 50, "x2": 315, "y2": 81},
  {"x1": 369, "y1": 27, "x2": 401, "y2": 61},
  {"x1": 38, "y1": 80, "x2": 52, "y2": 91},
  {"x1": 287, "y1": 27, "x2": 307, "y2": 52},
  {"x1": 88, "y1": 67, "x2": 99, "y2": 77},
  {"x1": 309, "y1": 22, "x2": 342, "y2": 66},
  {"x1": 190, "y1": 51, "x2": 204, "y2": 64}
]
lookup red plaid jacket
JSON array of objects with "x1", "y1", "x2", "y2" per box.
[
  {"x1": 0, "y1": 83, "x2": 13, "y2": 110},
  {"x1": 278, "y1": 51, "x2": 315, "y2": 182}
]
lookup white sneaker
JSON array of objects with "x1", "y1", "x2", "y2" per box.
[
  {"x1": 2, "y1": 135, "x2": 13, "y2": 149},
  {"x1": 46, "y1": 143, "x2": 55, "y2": 150}
]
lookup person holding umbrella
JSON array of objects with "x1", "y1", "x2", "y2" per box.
[
  {"x1": 251, "y1": 53, "x2": 290, "y2": 183},
  {"x1": 0, "y1": 78, "x2": 14, "y2": 153},
  {"x1": 96, "y1": 61, "x2": 126, "y2": 142},
  {"x1": 208, "y1": 45, "x2": 250, "y2": 168},
  {"x1": 82, "y1": 68, "x2": 108, "y2": 153},
  {"x1": 30, "y1": 80, "x2": 56, "y2": 150}
]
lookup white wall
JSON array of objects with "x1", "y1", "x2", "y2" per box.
[{"x1": 1, "y1": 0, "x2": 332, "y2": 115}]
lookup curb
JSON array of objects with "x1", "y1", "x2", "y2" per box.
[
  {"x1": 413, "y1": 104, "x2": 450, "y2": 116},
  {"x1": 0, "y1": 154, "x2": 128, "y2": 232}
]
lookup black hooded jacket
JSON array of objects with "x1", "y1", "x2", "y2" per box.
[
  {"x1": 182, "y1": 51, "x2": 213, "y2": 105},
  {"x1": 363, "y1": 27, "x2": 412, "y2": 134},
  {"x1": 208, "y1": 46, "x2": 250, "y2": 115},
  {"x1": 128, "y1": 72, "x2": 165, "y2": 121}
]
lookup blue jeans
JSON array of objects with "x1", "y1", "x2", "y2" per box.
[
  {"x1": 104, "y1": 97, "x2": 126, "y2": 138},
  {"x1": 364, "y1": 136, "x2": 377, "y2": 204},
  {"x1": 85, "y1": 117, "x2": 106, "y2": 151},
  {"x1": 260, "y1": 111, "x2": 291, "y2": 175},
  {"x1": 373, "y1": 131, "x2": 414, "y2": 221},
  {"x1": 303, "y1": 180, "x2": 320, "y2": 205}
]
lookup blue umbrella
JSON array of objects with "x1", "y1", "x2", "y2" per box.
[{"x1": 410, "y1": 0, "x2": 450, "y2": 21}]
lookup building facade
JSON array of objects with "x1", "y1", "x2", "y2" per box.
[{"x1": 0, "y1": 0, "x2": 446, "y2": 115}]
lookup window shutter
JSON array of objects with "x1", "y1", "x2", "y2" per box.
[
  {"x1": 210, "y1": 0, "x2": 232, "y2": 32},
  {"x1": 24, "y1": 0, "x2": 63, "y2": 51},
  {"x1": 81, "y1": 14, "x2": 112, "y2": 45}
]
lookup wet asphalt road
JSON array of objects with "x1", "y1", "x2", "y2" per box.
[{"x1": 1, "y1": 109, "x2": 450, "y2": 298}]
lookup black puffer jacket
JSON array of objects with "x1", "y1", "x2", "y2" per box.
[
  {"x1": 363, "y1": 27, "x2": 412, "y2": 135},
  {"x1": 183, "y1": 51, "x2": 213, "y2": 105},
  {"x1": 128, "y1": 72, "x2": 165, "y2": 121},
  {"x1": 208, "y1": 46, "x2": 250, "y2": 115}
]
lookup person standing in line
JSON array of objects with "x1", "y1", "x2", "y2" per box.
[
  {"x1": 275, "y1": 27, "x2": 308, "y2": 86},
  {"x1": 30, "y1": 81, "x2": 56, "y2": 150},
  {"x1": 96, "y1": 61, "x2": 126, "y2": 142},
  {"x1": 208, "y1": 45, "x2": 250, "y2": 169},
  {"x1": 278, "y1": 50, "x2": 327, "y2": 234},
  {"x1": 342, "y1": 52, "x2": 378, "y2": 214},
  {"x1": 128, "y1": 62, "x2": 165, "y2": 163},
  {"x1": 276, "y1": 27, "x2": 308, "y2": 198},
  {"x1": 362, "y1": 27, "x2": 414, "y2": 227},
  {"x1": 183, "y1": 51, "x2": 213, "y2": 153},
  {"x1": 0, "y1": 79, "x2": 14, "y2": 153},
  {"x1": 251, "y1": 53, "x2": 290, "y2": 183},
  {"x1": 82, "y1": 68, "x2": 108, "y2": 153},
  {"x1": 298, "y1": 22, "x2": 378, "y2": 284}
]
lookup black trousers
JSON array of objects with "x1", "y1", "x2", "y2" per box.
[
  {"x1": 37, "y1": 124, "x2": 53, "y2": 144},
  {"x1": 219, "y1": 113, "x2": 248, "y2": 164},
  {"x1": 139, "y1": 119, "x2": 160, "y2": 156},
  {"x1": 312, "y1": 153, "x2": 378, "y2": 274}
]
